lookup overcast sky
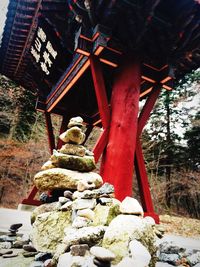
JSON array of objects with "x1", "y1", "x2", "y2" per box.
[{"x1": 0, "y1": 0, "x2": 9, "y2": 44}]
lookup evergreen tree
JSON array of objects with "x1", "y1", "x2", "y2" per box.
[{"x1": 184, "y1": 112, "x2": 200, "y2": 171}]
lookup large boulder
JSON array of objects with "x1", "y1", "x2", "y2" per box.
[
  {"x1": 34, "y1": 168, "x2": 103, "y2": 191},
  {"x1": 30, "y1": 210, "x2": 72, "y2": 253},
  {"x1": 31, "y1": 202, "x2": 59, "y2": 224},
  {"x1": 51, "y1": 151, "x2": 95, "y2": 172},
  {"x1": 102, "y1": 214, "x2": 157, "y2": 266}
]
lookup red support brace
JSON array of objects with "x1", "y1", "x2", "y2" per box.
[
  {"x1": 44, "y1": 112, "x2": 56, "y2": 153},
  {"x1": 21, "y1": 111, "x2": 56, "y2": 206},
  {"x1": 93, "y1": 129, "x2": 109, "y2": 163},
  {"x1": 135, "y1": 86, "x2": 161, "y2": 223},
  {"x1": 101, "y1": 59, "x2": 141, "y2": 201},
  {"x1": 135, "y1": 139, "x2": 159, "y2": 223},
  {"x1": 90, "y1": 55, "x2": 110, "y2": 129}
]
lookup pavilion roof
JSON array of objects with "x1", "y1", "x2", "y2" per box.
[{"x1": 0, "y1": 0, "x2": 199, "y2": 122}]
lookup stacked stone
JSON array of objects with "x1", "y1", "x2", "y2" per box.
[
  {"x1": 41, "y1": 116, "x2": 95, "y2": 173},
  {"x1": 8, "y1": 223, "x2": 22, "y2": 236},
  {"x1": 34, "y1": 116, "x2": 102, "y2": 196},
  {"x1": 30, "y1": 116, "x2": 160, "y2": 267}
]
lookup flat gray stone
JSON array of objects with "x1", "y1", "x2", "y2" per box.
[
  {"x1": 0, "y1": 249, "x2": 13, "y2": 256},
  {"x1": 22, "y1": 251, "x2": 38, "y2": 257},
  {"x1": 3, "y1": 253, "x2": 18, "y2": 258},
  {"x1": 159, "y1": 253, "x2": 180, "y2": 264}
]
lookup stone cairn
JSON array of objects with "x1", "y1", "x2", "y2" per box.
[{"x1": 2, "y1": 116, "x2": 188, "y2": 267}]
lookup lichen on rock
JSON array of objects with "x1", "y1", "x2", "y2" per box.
[
  {"x1": 30, "y1": 210, "x2": 72, "y2": 253},
  {"x1": 34, "y1": 168, "x2": 103, "y2": 191}
]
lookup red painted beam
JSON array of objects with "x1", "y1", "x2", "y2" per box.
[
  {"x1": 44, "y1": 112, "x2": 56, "y2": 154},
  {"x1": 93, "y1": 129, "x2": 109, "y2": 163},
  {"x1": 101, "y1": 59, "x2": 141, "y2": 201},
  {"x1": 90, "y1": 55, "x2": 110, "y2": 129},
  {"x1": 21, "y1": 185, "x2": 41, "y2": 206},
  {"x1": 135, "y1": 139, "x2": 159, "y2": 223}
]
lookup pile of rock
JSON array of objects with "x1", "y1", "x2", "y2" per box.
[
  {"x1": 157, "y1": 240, "x2": 200, "y2": 267},
  {"x1": 0, "y1": 223, "x2": 37, "y2": 259},
  {"x1": 28, "y1": 116, "x2": 162, "y2": 267},
  {"x1": 0, "y1": 116, "x2": 166, "y2": 266}
]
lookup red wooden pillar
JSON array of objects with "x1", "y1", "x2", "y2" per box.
[
  {"x1": 101, "y1": 59, "x2": 141, "y2": 201},
  {"x1": 44, "y1": 112, "x2": 56, "y2": 153}
]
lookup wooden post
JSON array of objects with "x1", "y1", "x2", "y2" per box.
[
  {"x1": 44, "y1": 112, "x2": 55, "y2": 153},
  {"x1": 101, "y1": 59, "x2": 141, "y2": 201}
]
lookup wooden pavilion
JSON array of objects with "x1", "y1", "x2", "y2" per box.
[{"x1": 0, "y1": 0, "x2": 200, "y2": 223}]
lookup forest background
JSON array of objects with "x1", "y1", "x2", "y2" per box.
[{"x1": 0, "y1": 69, "x2": 199, "y2": 220}]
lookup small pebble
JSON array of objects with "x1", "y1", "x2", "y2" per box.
[
  {"x1": 0, "y1": 249, "x2": 13, "y2": 256},
  {"x1": 3, "y1": 253, "x2": 18, "y2": 258},
  {"x1": 58, "y1": 197, "x2": 69, "y2": 204},
  {"x1": 59, "y1": 201, "x2": 73, "y2": 211},
  {"x1": 23, "y1": 244, "x2": 37, "y2": 252},
  {"x1": 12, "y1": 240, "x2": 25, "y2": 248},
  {"x1": 63, "y1": 190, "x2": 73, "y2": 199},
  {"x1": 35, "y1": 252, "x2": 52, "y2": 261},
  {"x1": 70, "y1": 244, "x2": 89, "y2": 256},
  {"x1": 8, "y1": 232, "x2": 17, "y2": 237},
  {"x1": 93, "y1": 257, "x2": 110, "y2": 267},
  {"x1": 22, "y1": 251, "x2": 38, "y2": 257},
  {"x1": 9, "y1": 223, "x2": 23, "y2": 231}
]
